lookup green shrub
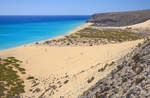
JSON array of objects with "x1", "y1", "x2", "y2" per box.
[
  {"x1": 0, "y1": 57, "x2": 25, "y2": 97},
  {"x1": 27, "y1": 76, "x2": 35, "y2": 80},
  {"x1": 66, "y1": 28, "x2": 142, "y2": 41}
]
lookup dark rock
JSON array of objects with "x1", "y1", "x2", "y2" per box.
[
  {"x1": 136, "y1": 77, "x2": 145, "y2": 84},
  {"x1": 33, "y1": 88, "x2": 41, "y2": 93},
  {"x1": 87, "y1": 77, "x2": 94, "y2": 83},
  {"x1": 95, "y1": 92, "x2": 107, "y2": 98},
  {"x1": 122, "y1": 77, "x2": 128, "y2": 82},
  {"x1": 132, "y1": 66, "x2": 143, "y2": 74},
  {"x1": 64, "y1": 80, "x2": 69, "y2": 84}
]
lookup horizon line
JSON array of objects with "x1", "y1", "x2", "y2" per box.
[{"x1": 0, "y1": 14, "x2": 91, "y2": 16}]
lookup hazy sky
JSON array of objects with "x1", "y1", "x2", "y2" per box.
[{"x1": 0, "y1": 0, "x2": 150, "y2": 15}]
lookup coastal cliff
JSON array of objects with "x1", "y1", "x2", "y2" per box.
[{"x1": 88, "y1": 9, "x2": 150, "y2": 26}]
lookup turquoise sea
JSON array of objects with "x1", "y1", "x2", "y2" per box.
[{"x1": 0, "y1": 15, "x2": 90, "y2": 50}]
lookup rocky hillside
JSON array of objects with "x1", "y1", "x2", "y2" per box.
[
  {"x1": 80, "y1": 39, "x2": 150, "y2": 98},
  {"x1": 88, "y1": 9, "x2": 150, "y2": 27}
]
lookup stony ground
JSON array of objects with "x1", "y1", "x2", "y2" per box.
[
  {"x1": 80, "y1": 39, "x2": 150, "y2": 98},
  {"x1": 23, "y1": 73, "x2": 70, "y2": 98}
]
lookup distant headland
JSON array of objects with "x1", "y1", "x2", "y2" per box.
[{"x1": 88, "y1": 9, "x2": 150, "y2": 26}]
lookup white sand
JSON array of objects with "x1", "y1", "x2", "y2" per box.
[{"x1": 0, "y1": 39, "x2": 143, "y2": 98}]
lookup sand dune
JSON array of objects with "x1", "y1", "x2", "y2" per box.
[
  {"x1": 0, "y1": 40, "x2": 142, "y2": 77},
  {"x1": 0, "y1": 39, "x2": 143, "y2": 98},
  {"x1": 0, "y1": 20, "x2": 147, "y2": 97},
  {"x1": 128, "y1": 19, "x2": 150, "y2": 29}
]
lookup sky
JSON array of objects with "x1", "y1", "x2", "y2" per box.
[{"x1": 0, "y1": 0, "x2": 150, "y2": 15}]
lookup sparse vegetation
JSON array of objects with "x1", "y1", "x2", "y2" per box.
[
  {"x1": 125, "y1": 27, "x2": 132, "y2": 30},
  {"x1": 0, "y1": 57, "x2": 25, "y2": 97},
  {"x1": 98, "y1": 67, "x2": 105, "y2": 72},
  {"x1": 66, "y1": 28, "x2": 142, "y2": 42},
  {"x1": 98, "y1": 62, "x2": 115, "y2": 72},
  {"x1": 27, "y1": 76, "x2": 35, "y2": 80},
  {"x1": 91, "y1": 23, "x2": 101, "y2": 27},
  {"x1": 108, "y1": 61, "x2": 115, "y2": 66},
  {"x1": 87, "y1": 77, "x2": 94, "y2": 83},
  {"x1": 64, "y1": 80, "x2": 69, "y2": 84}
]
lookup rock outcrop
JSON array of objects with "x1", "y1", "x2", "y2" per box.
[
  {"x1": 80, "y1": 39, "x2": 150, "y2": 98},
  {"x1": 88, "y1": 9, "x2": 150, "y2": 27}
]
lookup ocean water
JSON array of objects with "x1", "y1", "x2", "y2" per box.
[{"x1": 0, "y1": 15, "x2": 90, "y2": 50}]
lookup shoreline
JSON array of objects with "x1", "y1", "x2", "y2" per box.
[
  {"x1": 0, "y1": 22, "x2": 93, "y2": 51},
  {"x1": 36, "y1": 22, "x2": 93, "y2": 44},
  {"x1": 0, "y1": 21, "x2": 146, "y2": 98},
  {"x1": 1, "y1": 9, "x2": 150, "y2": 98}
]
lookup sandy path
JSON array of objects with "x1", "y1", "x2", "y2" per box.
[{"x1": 0, "y1": 39, "x2": 143, "y2": 98}]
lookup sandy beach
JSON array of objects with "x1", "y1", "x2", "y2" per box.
[
  {"x1": 0, "y1": 20, "x2": 148, "y2": 97},
  {"x1": 42, "y1": 22, "x2": 93, "y2": 41},
  {"x1": 1, "y1": 0, "x2": 150, "y2": 97}
]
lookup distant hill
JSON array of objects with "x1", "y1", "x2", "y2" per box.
[{"x1": 88, "y1": 9, "x2": 150, "y2": 27}]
